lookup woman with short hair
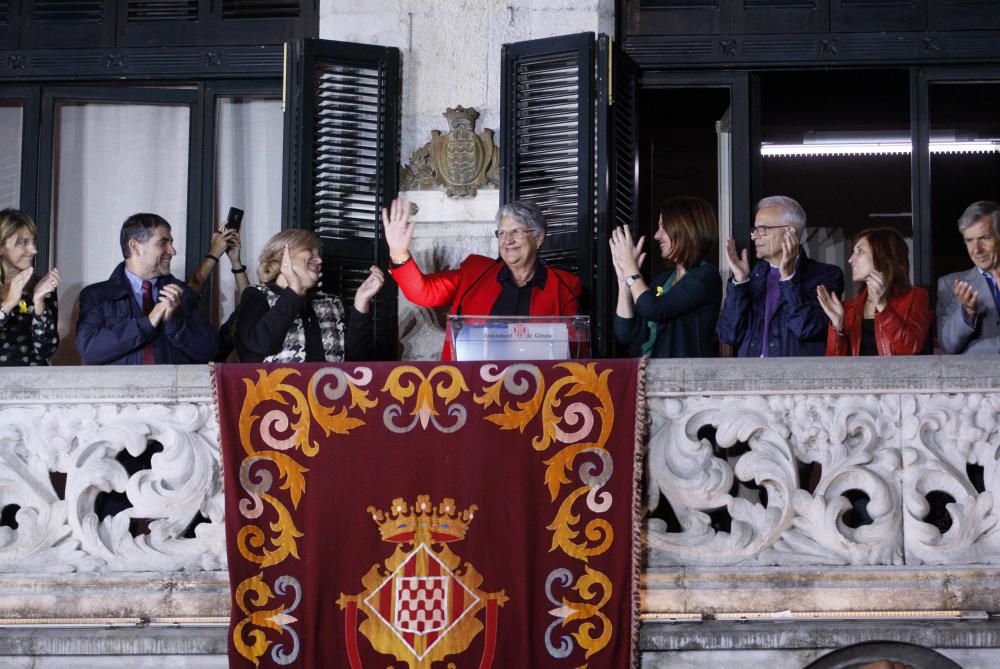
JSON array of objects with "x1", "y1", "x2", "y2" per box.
[
  {"x1": 609, "y1": 196, "x2": 722, "y2": 358},
  {"x1": 235, "y1": 229, "x2": 384, "y2": 362},
  {"x1": 0, "y1": 209, "x2": 60, "y2": 366},
  {"x1": 818, "y1": 226, "x2": 930, "y2": 356},
  {"x1": 383, "y1": 197, "x2": 582, "y2": 360}
]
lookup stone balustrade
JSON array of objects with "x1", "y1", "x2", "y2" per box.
[{"x1": 0, "y1": 359, "x2": 998, "y2": 667}]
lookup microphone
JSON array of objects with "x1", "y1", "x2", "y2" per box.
[{"x1": 455, "y1": 257, "x2": 502, "y2": 316}]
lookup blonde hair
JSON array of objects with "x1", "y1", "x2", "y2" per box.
[
  {"x1": 0, "y1": 208, "x2": 38, "y2": 289},
  {"x1": 257, "y1": 229, "x2": 322, "y2": 283}
]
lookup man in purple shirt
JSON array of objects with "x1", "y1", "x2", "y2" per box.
[{"x1": 717, "y1": 195, "x2": 844, "y2": 357}]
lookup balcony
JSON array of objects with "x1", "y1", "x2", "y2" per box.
[{"x1": 0, "y1": 359, "x2": 998, "y2": 667}]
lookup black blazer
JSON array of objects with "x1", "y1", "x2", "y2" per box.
[{"x1": 614, "y1": 261, "x2": 722, "y2": 358}]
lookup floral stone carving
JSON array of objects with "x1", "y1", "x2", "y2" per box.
[
  {"x1": 402, "y1": 106, "x2": 499, "y2": 198},
  {"x1": 646, "y1": 391, "x2": 1000, "y2": 568}
]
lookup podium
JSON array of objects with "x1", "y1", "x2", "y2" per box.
[{"x1": 447, "y1": 315, "x2": 591, "y2": 361}]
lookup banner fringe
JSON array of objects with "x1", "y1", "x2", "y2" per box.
[{"x1": 630, "y1": 356, "x2": 649, "y2": 669}]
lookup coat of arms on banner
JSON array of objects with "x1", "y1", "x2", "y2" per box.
[{"x1": 338, "y1": 495, "x2": 507, "y2": 668}]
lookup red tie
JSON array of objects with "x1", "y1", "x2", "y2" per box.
[{"x1": 142, "y1": 280, "x2": 156, "y2": 365}]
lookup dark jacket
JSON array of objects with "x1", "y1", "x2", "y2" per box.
[
  {"x1": 235, "y1": 283, "x2": 372, "y2": 363},
  {"x1": 76, "y1": 262, "x2": 217, "y2": 365},
  {"x1": 614, "y1": 261, "x2": 722, "y2": 358},
  {"x1": 716, "y1": 251, "x2": 844, "y2": 357}
]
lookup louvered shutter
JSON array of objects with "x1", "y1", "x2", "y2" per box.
[
  {"x1": 0, "y1": 0, "x2": 14, "y2": 48},
  {"x1": 21, "y1": 0, "x2": 114, "y2": 48},
  {"x1": 501, "y1": 32, "x2": 595, "y2": 338},
  {"x1": 117, "y1": 0, "x2": 314, "y2": 47},
  {"x1": 282, "y1": 38, "x2": 401, "y2": 361},
  {"x1": 501, "y1": 33, "x2": 637, "y2": 357},
  {"x1": 597, "y1": 35, "x2": 639, "y2": 357}
]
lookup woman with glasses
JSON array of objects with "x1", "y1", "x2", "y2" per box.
[
  {"x1": 0, "y1": 209, "x2": 60, "y2": 366},
  {"x1": 609, "y1": 196, "x2": 722, "y2": 358},
  {"x1": 383, "y1": 197, "x2": 582, "y2": 360},
  {"x1": 818, "y1": 226, "x2": 930, "y2": 356}
]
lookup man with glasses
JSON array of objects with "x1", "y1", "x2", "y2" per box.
[
  {"x1": 937, "y1": 200, "x2": 1000, "y2": 355},
  {"x1": 717, "y1": 195, "x2": 844, "y2": 357},
  {"x1": 384, "y1": 198, "x2": 581, "y2": 360}
]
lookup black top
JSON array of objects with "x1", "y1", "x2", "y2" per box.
[
  {"x1": 0, "y1": 286, "x2": 58, "y2": 366},
  {"x1": 490, "y1": 262, "x2": 548, "y2": 316},
  {"x1": 614, "y1": 261, "x2": 722, "y2": 358},
  {"x1": 236, "y1": 284, "x2": 372, "y2": 363},
  {"x1": 859, "y1": 317, "x2": 878, "y2": 356}
]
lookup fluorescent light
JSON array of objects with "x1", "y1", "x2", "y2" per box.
[{"x1": 762, "y1": 139, "x2": 1000, "y2": 157}]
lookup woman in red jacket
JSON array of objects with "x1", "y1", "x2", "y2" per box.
[
  {"x1": 817, "y1": 227, "x2": 931, "y2": 356},
  {"x1": 382, "y1": 197, "x2": 582, "y2": 360}
]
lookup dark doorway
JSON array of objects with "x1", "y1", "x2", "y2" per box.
[
  {"x1": 638, "y1": 87, "x2": 731, "y2": 278},
  {"x1": 758, "y1": 69, "x2": 912, "y2": 298}
]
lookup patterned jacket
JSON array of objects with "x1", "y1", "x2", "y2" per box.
[{"x1": 236, "y1": 283, "x2": 371, "y2": 363}]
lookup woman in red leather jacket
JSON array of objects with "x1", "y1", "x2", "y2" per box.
[
  {"x1": 383, "y1": 197, "x2": 582, "y2": 360},
  {"x1": 817, "y1": 227, "x2": 931, "y2": 356}
]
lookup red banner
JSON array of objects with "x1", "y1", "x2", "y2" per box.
[{"x1": 214, "y1": 360, "x2": 644, "y2": 668}]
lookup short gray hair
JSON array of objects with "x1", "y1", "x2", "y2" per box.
[
  {"x1": 756, "y1": 195, "x2": 806, "y2": 234},
  {"x1": 957, "y1": 200, "x2": 1000, "y2": 237},
  {"x1": 495, "y1": 200, "x2": 547, "y2": 235}
]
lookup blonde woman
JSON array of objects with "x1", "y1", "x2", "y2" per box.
[
  {"x1": 235, "y1": 229, "x2": 384, "y2": 362},
  {"x1": 0, "y1": 209, "x2": 60, "y2": 365}
]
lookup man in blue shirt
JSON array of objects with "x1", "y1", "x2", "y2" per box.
[
  {"x1": 937, "y1": 201, "x2": 1000, "y2": 355},
  {"x1": 76, "y1": 213, "x2": 217, "y2": 364},
  {"x1": 717, "y1": 195, "x2": 844, "y2": 357}
]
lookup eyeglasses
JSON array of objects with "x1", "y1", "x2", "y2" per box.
[
  {"x1": 750, "y1": 224, "x2": 789, "y2": 237},
  {"x1": 495, "y1": 228, "x2": 533, "y2": 240}
]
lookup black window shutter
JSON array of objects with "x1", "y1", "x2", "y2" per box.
[
  {"x1": 597, "y1": 35, "x2": 639, "y2": 358},
  {"x1": 500, "y1": 32, "x2": 637, "y2": 357},
  {"x1": 500, "y1": 32, "x2": 596, "y2": 345},
  {"x1": 21, "y1": 0, "x2": 115, "y2": 48},
  {"x1": 282, "y1": 38, "x2": 402, "y2": 361}
]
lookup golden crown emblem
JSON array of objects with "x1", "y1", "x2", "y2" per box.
[{"x1": 368, "y1": 495, "x2": 477, "y2": 544}]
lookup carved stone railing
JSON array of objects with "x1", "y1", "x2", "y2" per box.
[
  {"x1": 1, "y1": 359, "x2": 999, "y2": 664},
  {"x1": 0, "y1": 366, "x2": 227, "y2": 632},
  {"x1": 642, "y1": 356, "x2": 1000, "y2": 617}
]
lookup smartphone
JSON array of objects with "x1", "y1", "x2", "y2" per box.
[{"x1": 224, "y1": 207, "x2": 244, "y2": 232}]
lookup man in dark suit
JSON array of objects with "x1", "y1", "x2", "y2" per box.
[
  {"x1": 717, "y1": 195, "x2": 844, "y2": 357},
  {"x1": 938, "y1": 201, "x2": 1000, "y2": 355},
  {"x1": 76, "y1": 213, "x2": 216, "y2": 364}
]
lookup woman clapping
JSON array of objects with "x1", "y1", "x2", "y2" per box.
[
  {"x1": 818, "y1": 227, "x2": 930, "y2": 356},
  {"x1": 0, "y1": 209, "x2": 60, "y2": 366}
]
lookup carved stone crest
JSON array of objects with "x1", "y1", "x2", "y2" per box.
[{"x1": 402, "y1": 106, "x2": 500, "y2": 198}]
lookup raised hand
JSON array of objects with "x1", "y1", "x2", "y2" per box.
[
  {"x1": 953, "y1": 279, "x2": 980, "y2": 320},
  {"x1": 382, "y1": 196, "x2": 415, "y2": 260},
  {"x1": 866, "y1": 269, "x2": 888, "y2": 311},
  {"x1": 279, "y1": 244, "x2": 304, "y2": 296},
  {"x1": 2, "y1": 268, "x2": 33, "y2": 314},
  {"x1": 224, "y1": 228, "x2": 242, "y2": 265},
  {"x1": 817, "y1": 285, "x2": 845, "y2": 332},
  {"x1": 608, "y1": 226, "x2": 645, "y2": 278},
  {"x1": 778, "y1": 227, "x2": 800, "y2": 279},
  {"x1": 354, "y1": 265, "x2": 386, "y2": 314},
  {"x1": 724, "y1": 238, "x2": 750, "y2": 283},
  {"x1": 32, "y1": 267, "x2": 61, "y2": 311},
  {"x1": 208, "y1": 229, "x2": 231, "y2": 259}
]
